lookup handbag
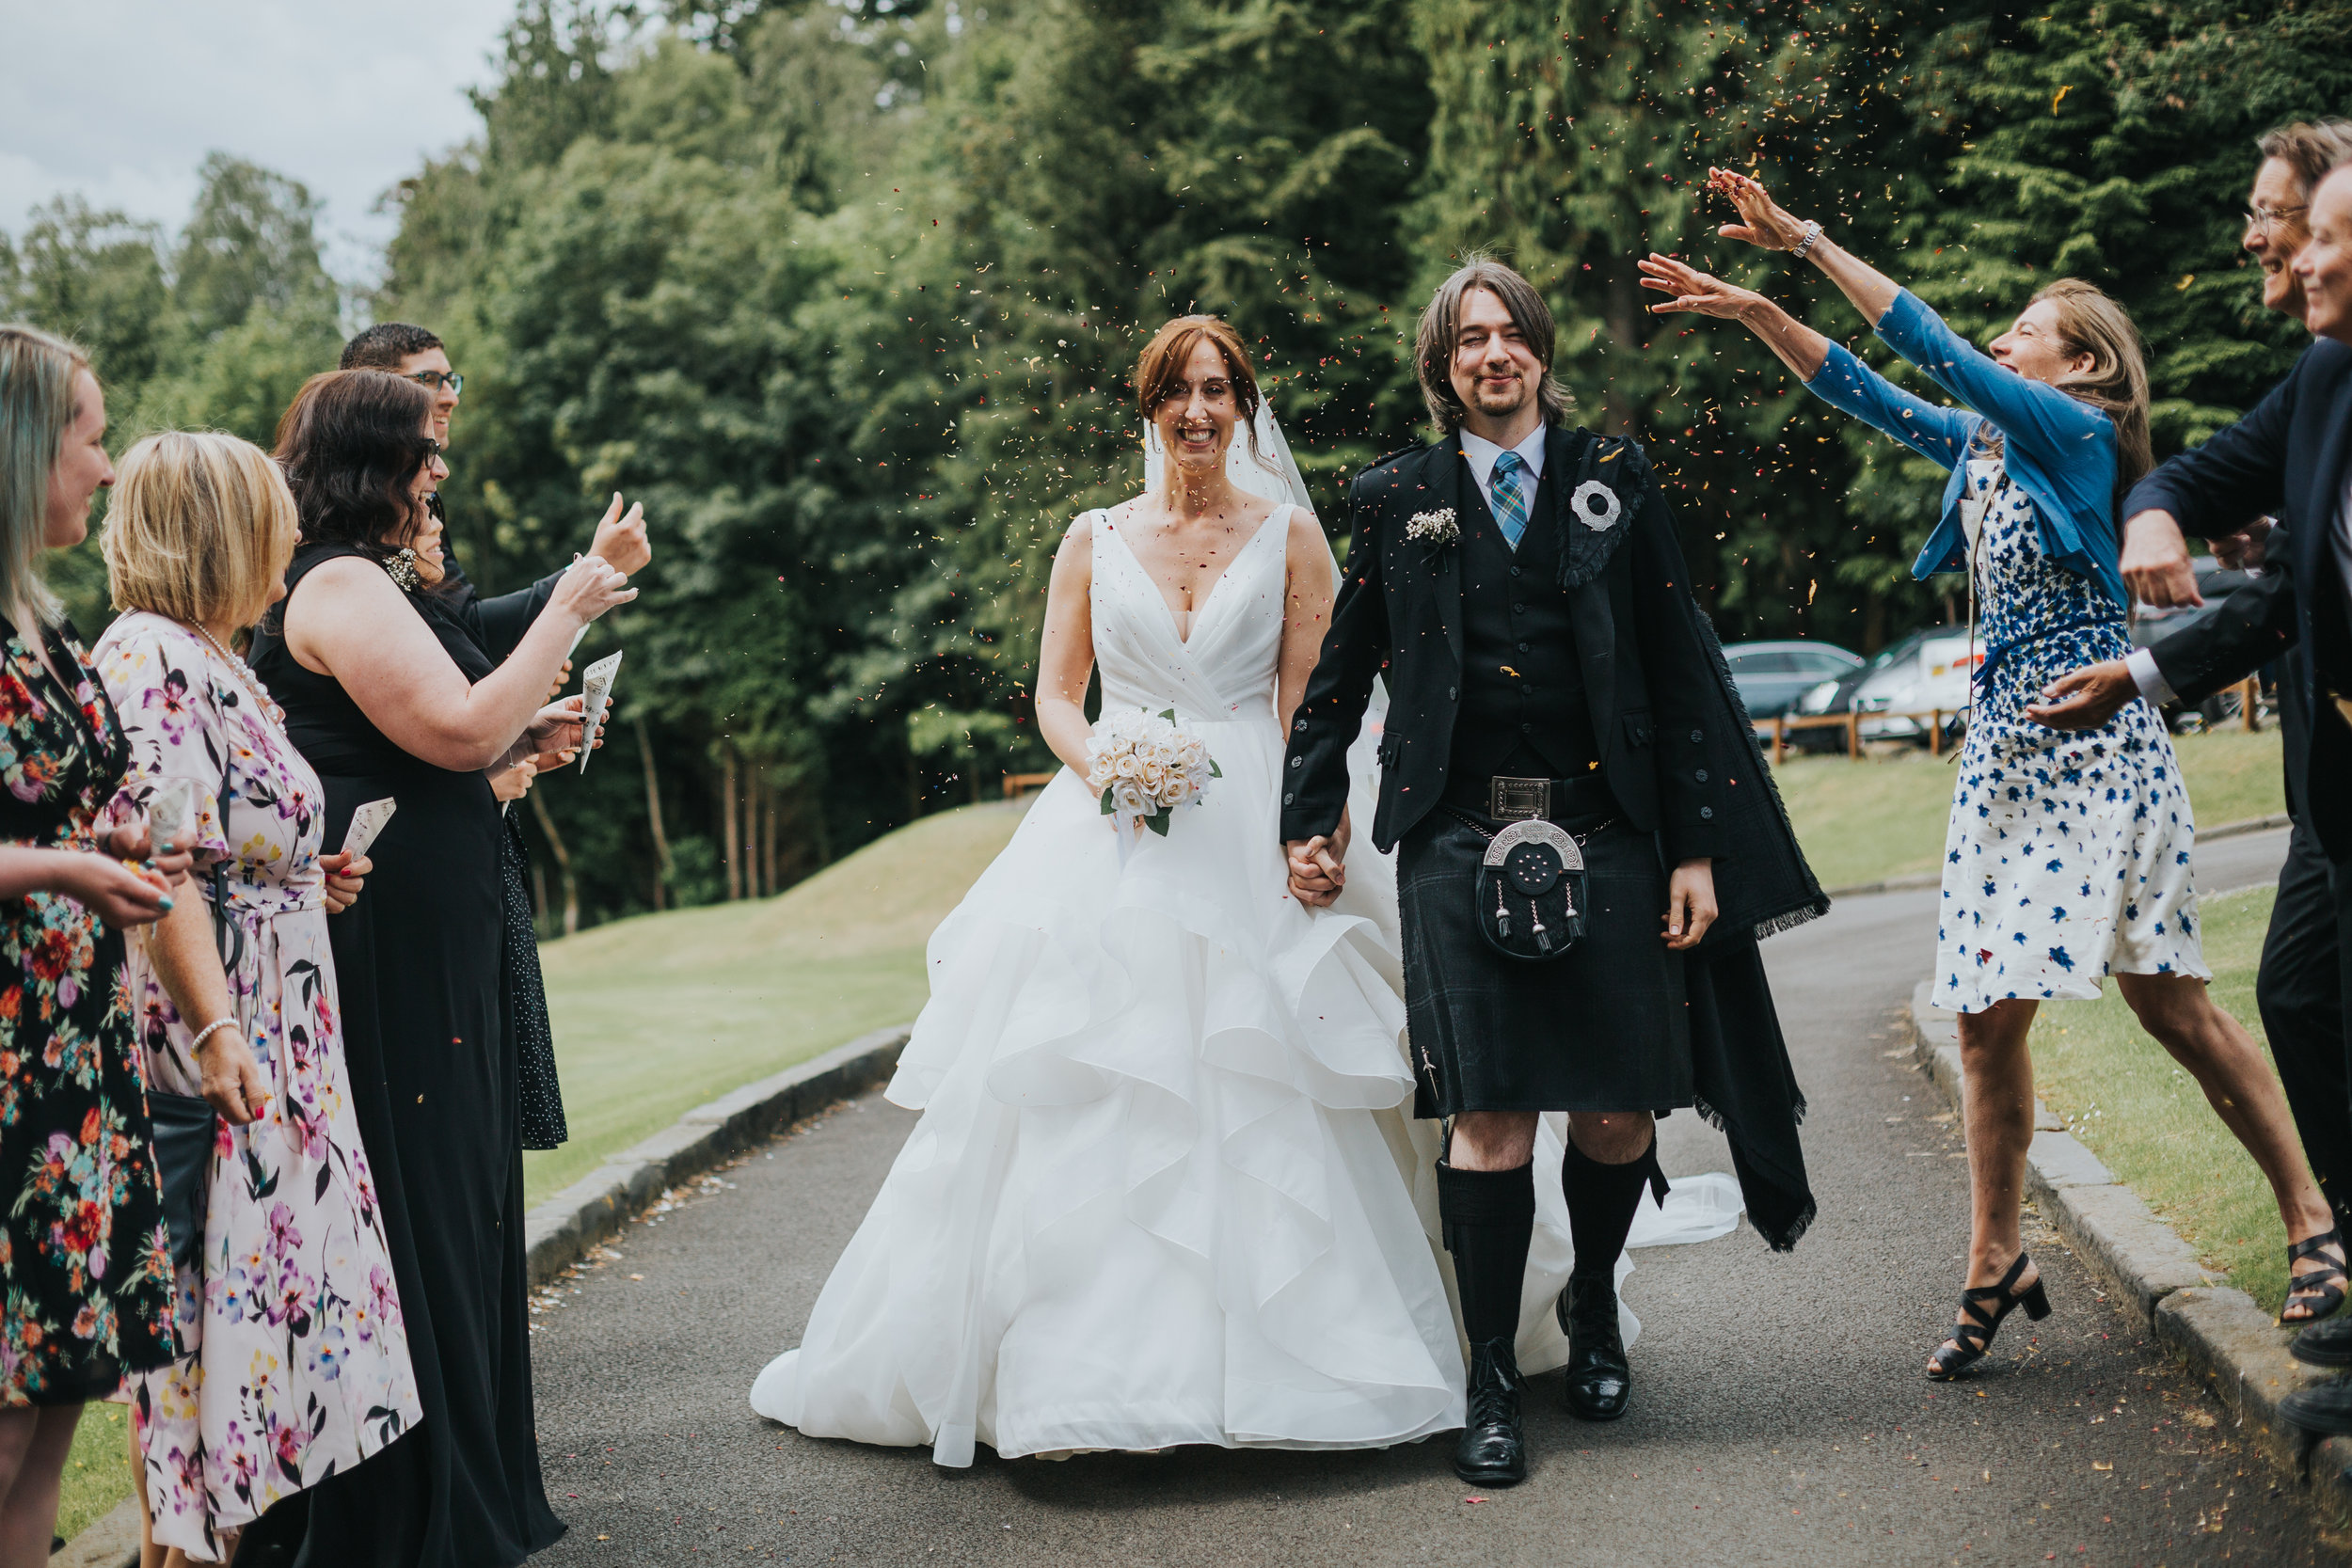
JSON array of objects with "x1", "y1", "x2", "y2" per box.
[
  {"x1": 154, "y1": 739, "x2": 241, "y2": 1274},
  {"x1": 1469, "y1": 817, "x2": 1591, "y2": 963}
]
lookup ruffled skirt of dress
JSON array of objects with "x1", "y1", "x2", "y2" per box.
[{"x1": 750, "y1": 714, "x2": 1736, "y2": 1465}]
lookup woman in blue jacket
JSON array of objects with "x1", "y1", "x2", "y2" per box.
[{"x1": 1639, "y1": 169, "x2": 2337, "y2": 1375}]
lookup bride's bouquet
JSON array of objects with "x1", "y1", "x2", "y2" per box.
[{"x1": 1086, "y1": 707, "x2": 1221, "y2": 841}]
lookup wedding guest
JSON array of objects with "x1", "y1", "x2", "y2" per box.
[
  {"x1": 341, "y1": 320, "x2": 656, "y2": 1152},
  {"x1": 0, "y1": 324, "x2": 183, "y2": 1560},
  {"x1": 235, "y1": 369, "x2": 632, "y2": 1566},
  {"x1": 2030, "y1": 120, "x2": 2352, "y2": 1290},
  {"x1": 1638, "y1": 170, "x2": 2336, "y2": 1374},
  {"x1": 92, "y1": 430, "x2": 423, "y2": 1565}
]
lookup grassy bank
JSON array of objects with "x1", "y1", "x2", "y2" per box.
[
  {"x1": 2025, "y1": 884, "x2": 2296, "y2": 1311},
  {"x1": 1767, "y1": 726, "x2": 2285, "y2": 892},
  {"x1": 522, "y1": 798, "x2": 1031, "y2": 1204}
]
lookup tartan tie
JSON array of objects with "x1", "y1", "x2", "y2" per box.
[{"x1": 1490, "y1": 449, "x2": 1532, "y2": 549}]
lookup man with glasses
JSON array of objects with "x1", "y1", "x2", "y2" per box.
[
  {"x1": 340, "y1": 323, "x2": 653, "y2": 646},
  {"x1": 2033, "y1": 123, "x2": 2352, "y2": 1367}
]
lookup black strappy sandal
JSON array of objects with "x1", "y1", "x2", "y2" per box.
[
  {"x1": 1926, "y1": 1252, "x2": 2050, "y2": 1381},
  {"x1": 2281, "y1": 1228, "x2": 2347, "y2": 1324}
]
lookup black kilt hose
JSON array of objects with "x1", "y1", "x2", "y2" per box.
[
  {"x1": 1280, "y1": 426, "x2": 1830, "y2": 1249},
  {"x1": 1399, "y1": 811, "x2": 1691, "y2": 1117}
]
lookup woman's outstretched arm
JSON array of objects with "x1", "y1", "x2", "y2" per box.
[{"x1": 1638, "y1": 252, "x2": 1976, "y2": 469}]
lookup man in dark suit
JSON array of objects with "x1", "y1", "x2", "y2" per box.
[
  {"x1": 2035, "y1": 156, "x2": 2352, "y2": 1422},
  {"x1": 1279, "y1": 260, "x2": 1820, "y2": 1485}
]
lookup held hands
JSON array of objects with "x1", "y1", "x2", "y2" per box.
[
  {"x1": 489, "y1": 762, "x2": 538, "y2": 804},
  {"x1": 525, "y1": 694, "x2": 590, "y2": 762},
  {"x1": 589, "y1": 493, "x2": 651, "y2": 576},
  {"x1": 552, "y1": 552, "x2": 636, "y2": 628},
  {"x1": 1663, "y1": 858, "x2": 1717, "y2": 951},
  {"x1": 194, "y1": 1026, "x2": 271, "y2": 1125},
  {"x1": 105, "y1": 821, "x2": 194, "y2": 888},
  {"x1": 2121, "y1": 509, "x2": 2201, "y2": 608},
  {"x1": 319, "y1": 851, "x2": 372, "y2": 915},
  {"x1": 2025, "y1": 659, "x2": 2138, "y2": 731},
  {"x1": 1283, "y1": 809, "x2": 1352, "y2": 909}
]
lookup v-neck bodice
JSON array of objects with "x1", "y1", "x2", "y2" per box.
[{"x1": 1089, "y1": 500, "x2": 1290, "y2": 725}]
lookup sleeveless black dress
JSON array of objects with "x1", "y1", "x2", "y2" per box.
[{"x1": 242, "y1": 545, "x2": 564, "y2": 1567}]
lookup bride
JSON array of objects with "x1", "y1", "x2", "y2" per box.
[{"x1": 749, "y1": 316, "x2": 1736, "y2": 1465}]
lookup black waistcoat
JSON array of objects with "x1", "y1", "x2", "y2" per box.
[{"x1": 1450, "y1": 464, "x2": 1604, "y2": 781}]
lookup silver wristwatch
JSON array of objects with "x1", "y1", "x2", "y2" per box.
[{"x1": 1791, "y1": 220, "x2": 1823, "y2": 260}]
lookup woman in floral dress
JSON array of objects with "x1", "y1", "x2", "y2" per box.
[
  {"x1": 1639, "y1": 169, "x2": 2338, "y2": 1376},
  {"x1": 0, "y1": 324, "x2": 183, "y2": 1560},
  {"x1": 94, "y1": 431, "x2": 419, "y2": 1564}
]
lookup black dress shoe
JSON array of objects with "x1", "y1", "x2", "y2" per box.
[
  {"x1": 2293, "y1": 1314, "x2": 2352, "y2": 1368},
  {"x1": 1454, "y1": 1338, "x2": 1526, "y2": 1487},
  {"x1": 2280, "y1": 1379, "x2": 2352, "y2": 1437},
  {"x1": 1557, "y1": 1270, "x2": 1631, "y2": 1421}
]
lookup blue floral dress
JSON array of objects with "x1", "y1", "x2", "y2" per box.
[
  {"x1": 1935, "y1": 460, "x2": 2205, "y2": 1012},
  {"x1": 0, "y1": 614, "x2": 177, "y2": 1403},
  {"x1": 96, "y1": 613, "x2": 419, "y2": 1557}
]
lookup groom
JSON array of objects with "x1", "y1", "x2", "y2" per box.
[{"x1": 1281, "y1": 258, "x2": 1820, "y2": 1486}]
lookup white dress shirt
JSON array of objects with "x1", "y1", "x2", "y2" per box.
[{"x1": 1457, "y1": 424, "x2": 1550, "y2": 522}]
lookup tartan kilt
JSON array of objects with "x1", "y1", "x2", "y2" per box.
[{"x1": 1397, "y1": 809, "x2": 1693, "y2": 1118}]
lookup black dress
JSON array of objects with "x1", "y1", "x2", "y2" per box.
[{"x1": 242, "y1": 546, "x2": 564, "y2": 1567}]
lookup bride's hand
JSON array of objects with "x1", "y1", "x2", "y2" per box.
[
  {"x1": 1708, "y1": 166, "x2": 1812, "y2": 251},
  {"x1": 1638, "y1": 254, "x2": 1769, "y2": 321}
]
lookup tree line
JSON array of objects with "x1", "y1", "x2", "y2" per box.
[{"x1": 6, "y1": 0, "x2": 2344, "y2": 933}]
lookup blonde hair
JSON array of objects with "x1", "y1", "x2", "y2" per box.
[
  {"x1": 103, "y1": 431, "x2": 300, "y2": 631},
  {"x1": 0, "y1": 323, "x2": 94, "y2": 626}
]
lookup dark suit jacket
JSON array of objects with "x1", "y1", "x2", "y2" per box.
[
  {"x1": 437, "y1": 558, "x2": 564, "y2": 664},
  {"x1": 2126, "y1": 337, "x2": 2352, "y2": 860},
  {"x1": 1279, "y1": 424, "x2": 1731, "y2": 861},
  {"x1": 2148, "y1": 558, "x2": 2308, "y2": 820}
]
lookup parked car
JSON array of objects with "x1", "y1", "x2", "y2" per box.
[
  {"x1": 1786, "y1": 625, "x2": 1977, "y2": 752},
  {"x1": 1723, "y1": 640, "x2": 1865, "y2": 719}
]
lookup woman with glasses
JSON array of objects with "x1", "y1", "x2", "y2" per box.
[
  {"x1": 1640, "y1": 169, "x2": 2335, "y2": 1376},
  {"x1": 235, "y1": 370, "x2": 633, "y2": 1567}
]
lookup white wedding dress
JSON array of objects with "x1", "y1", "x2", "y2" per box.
[{"x1": 751, "y1": 479, "x2": 1742, "y2": 1466}]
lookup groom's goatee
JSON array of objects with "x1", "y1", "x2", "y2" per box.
[{"x1": 1414, "y1": 255, "x2": 1572, "y2": 431}]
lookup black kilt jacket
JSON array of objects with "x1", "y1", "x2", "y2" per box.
[
  {"x1": 1279, "y1": 424, "x2": 1734, "y2": 860},
  {"x1": 1278, "y1": 422, "x2": 1831, "y2": 1250}
]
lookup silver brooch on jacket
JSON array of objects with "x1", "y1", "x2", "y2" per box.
[
  {"x1": 1569, "y1": 480, "x2": 1622, "y2": 531},
  {"x1": 381, "y1": 546, "x2": 421, "y2": 592},
  {"x1": 1406, "y1": 506, "x2": 1459, "y2": 547}
]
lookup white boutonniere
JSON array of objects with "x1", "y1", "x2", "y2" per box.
[
  {"x1": 1569, "y1": 479, "x2": 1623, "y2": 531},
  {"x1": 1406, "y1": 506, "x2": 1459, "y2": 547}
]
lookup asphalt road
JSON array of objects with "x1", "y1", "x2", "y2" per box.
[{"x1": 525, "y1": 827, "x2": 2341, "y2": 1566}]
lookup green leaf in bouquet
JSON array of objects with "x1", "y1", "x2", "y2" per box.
[
  {"x1": 1159, "y1": 708, "x2": 1176, "y2": 722},
  {"x1": 1099, "y1": 789, "x2": 1117, "y2": 816},
  {"x1": 1209, "y1": 761, "x2": 1222, "y2": 778},
  {"x1": 1144, "y1": 811, "x2": 1170, "y2": 837}
]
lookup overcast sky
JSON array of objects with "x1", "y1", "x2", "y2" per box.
[{"x1": 2, "y1": 0, "x2": 518, "y2": 281}]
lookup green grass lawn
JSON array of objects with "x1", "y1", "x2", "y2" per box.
[
  {"x1": 2025, "y1": 884, "x2": 2297, "y2": 1312},
  {"x1": 56, "y1": 1402, "x2": 132, "y2": 1545},
  {"x1": 522, "y1": 798, "x2": 1031, "y2": 1204},
  {"x1": 1769, "y1": 726, "x2": 2286, "y2": 892}
]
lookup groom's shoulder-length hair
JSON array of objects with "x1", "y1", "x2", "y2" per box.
[{"x1": 1412, "y1": 257, "x2": 1572, "y2": 433}]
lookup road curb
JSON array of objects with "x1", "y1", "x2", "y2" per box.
[
  {"x1": 1824, "y1": 816, "x2": 2287, "y2": 904},
  {"x1": 1902, "y1": 983, "x2": 2352, "y2": 1524},
  {"x1": 521, "y1": 1023, "x2": 914, "y2": 1289}
]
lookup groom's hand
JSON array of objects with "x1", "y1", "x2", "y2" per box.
[
  {"x1": 1285, "y1": 828, "x2": 1347, "y2": 908},
  {"x1": 1664, "y1": 858, "x2": 1717, "y2": 950}
]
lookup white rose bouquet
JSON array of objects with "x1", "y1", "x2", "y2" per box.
[{"x1": 1086, "y1": 707, "x2": 1221, "y2": 842}]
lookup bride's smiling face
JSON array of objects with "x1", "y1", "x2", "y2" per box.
[{"x1": 1152, "y1": 340, "x2": 1241, "y2": 477}]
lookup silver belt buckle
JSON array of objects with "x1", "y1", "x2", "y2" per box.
[{"x1": 1489, "y1": 776, "x2": 1549, "y2": 822}]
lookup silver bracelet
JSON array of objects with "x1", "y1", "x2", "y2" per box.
[
  {"x1": 188, "y1": 1017, "x2": 239, "y2": 1052},
  {"x1": 1791, "y1": 220, "x2": 1823, "y2": 261}
]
